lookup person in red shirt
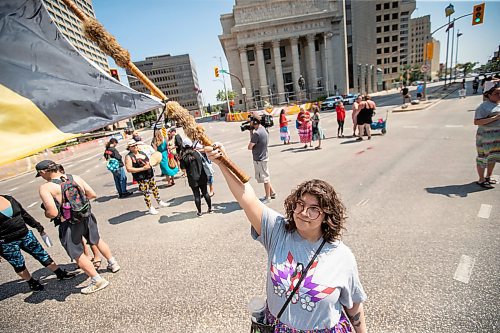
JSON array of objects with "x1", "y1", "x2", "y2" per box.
[
  {"x1": 279, "y1": 109, "x2": 291, "y2": 145},
  {"x1": 335, "y1": 102, "x2": 346, "y2": 138}
]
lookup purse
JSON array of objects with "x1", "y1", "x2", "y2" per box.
[{"x1": 250, "y1": 239, "x2": 327, "y2": 333}]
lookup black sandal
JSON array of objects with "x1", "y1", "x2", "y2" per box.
[
  {"x1": 485, "y1": 177, "x2": 497, "y2": 184},
  {"x1": 476, "y1": 181, "x2": 494, "y2": 189}
]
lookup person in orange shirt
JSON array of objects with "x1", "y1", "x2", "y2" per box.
[{"x1": 335, "y1": 102, "x2": 346, "y2": 138}]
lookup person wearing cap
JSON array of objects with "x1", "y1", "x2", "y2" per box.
[
  {"x1": 124, "y1": 140, "x2": 168, "y2": 215},
  {"x1": 36, "y1": 160, "x2": 121, "y2": 294},
  {"x1": 104, "y1": 138, "x2": 132, "y2": 199},
  {"x1": 179, "y1": 138, "x2": 212, "y2": 217},
  {"x1": 473, "y1": 86, "x2": 500, "y2": 189},
  {"x1": 248, "y1": 113, "x2": 276, "y2": 204},
  {"x1": 0, "y1": 195, "x2": 77, "y2": 292}
]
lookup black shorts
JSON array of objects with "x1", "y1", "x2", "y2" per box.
[
  {"x1": 417, "y1": 92, "x2": 422, "y2": 98},
  {"x1": 58, "y1": 213, "x2": 100, "y2": 260}
]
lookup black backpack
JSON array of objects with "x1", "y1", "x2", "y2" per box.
[{"x1": 59, "y1": 174, "x2": 91, "y2": 224}]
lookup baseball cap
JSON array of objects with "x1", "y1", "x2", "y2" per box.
[
  {"x1": 182, "y1": 137, "x2": 193, "y2": 148},
  {"x1": 127, "y1": 139, "x2": 138, "y2": 147},
  {"x1": 35, "y1": 160, "x2": 57, "y2": 177}
]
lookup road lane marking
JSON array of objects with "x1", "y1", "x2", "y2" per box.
[
  {"x1": 27, "y1": 202, "x2": 38, "y2": 208},
  {"x1": 403, "y1": 125, "x2": 418, "y2": 128},
  {"x1": 477, "y1": 204, "x2": 492, "y2": 219},
  {"x1": 356, "y1": 199, "x2": 370, "y2": 206},
  {"x1": 80, "y1": 153, "x2": 101, "y2": 162},
  {"x1": 445, "y1": 125, "x2": 463, "y2": 128},
  {"x1": 94, "y1": 165, "x2": 99, "y2": 169},
  {"x1": 29, "y1": 179, "x2": 36, "y2": 184},
  {"x1": 8, "y1": 187, "x2": 18, "y2": 192},
  {"x1": 453, "y1": 255, "x2": 475, "y2": 284}
]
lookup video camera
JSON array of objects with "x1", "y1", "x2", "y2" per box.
[{"x1": 240, "y1": 114, "x2": 274, "y2": 132}]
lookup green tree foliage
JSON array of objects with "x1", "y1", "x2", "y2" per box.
[
  {"x1": 456, "y1": 62, "x2": 478, "y2": 76},
  {"x1": 216, "y1": 89, "x2": 238, "y2": 102}
]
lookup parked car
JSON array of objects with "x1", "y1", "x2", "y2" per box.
[
  {"x1": 320, "y1": 95, "x2": 343, "y2": 110},
  {"x1": 342, "y1": 93, "x2": 359, "y2": 105}
]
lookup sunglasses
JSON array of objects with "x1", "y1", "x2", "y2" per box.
[{"x1": 293, "y1": 200, "x2": 323, "y2": 220}]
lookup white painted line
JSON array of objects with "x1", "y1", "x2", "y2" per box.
[
  {"x1": 27, "y1": 202, "x2": 38, "y2": 208},
  {"x1": 453, "y1": 255, "x2": 475, "y2": 284},
  {"x1": 80, "y1": 153, "x2": 101, "y2": 162},
  {"x1": 94, "y1": 165, "x2": 99, "y2": 169},
  {"x1": 403, "y1": 125, "x2": 418, "y2": 128},
  {"x1": 445, "y1": 125, "x2": 463, "y2": 128},
  {"x1": 477, "y1": 204, "x2": 492, "y2": 219},
  {"x1": 29, "y1": 180, "x2": 36, "y2": 184},
  {"x1": 65, "y1": 163, "x2": 74, "y2": 168},
  {"x1": 8, "y1": 187, "x2": 18, "y2": 191},
  {"x1": 356, "y1": 199, "x2": 370, "y2": 206}
]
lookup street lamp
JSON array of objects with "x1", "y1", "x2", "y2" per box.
[{"x1": 454, "y1": 30, "x2": 463, "y2": 79}]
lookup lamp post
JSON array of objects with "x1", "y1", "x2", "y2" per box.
[
  {"x1": 213, "y1": 56, "x2": 231, "y2": 113},
  {"x1": 455, "y1": 30, "x2": 463, "y2": 79},
  {"x1": 443, "y1": 3, "x2": 455, "y2": 88}
]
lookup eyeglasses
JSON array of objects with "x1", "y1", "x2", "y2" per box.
[{"x1": 293, "y1": 200, "x2": 323, "y2": 220}]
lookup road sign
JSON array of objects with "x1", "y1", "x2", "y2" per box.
[{"x1": 421, "y1": 65, "x2": 430, "y2": 73}]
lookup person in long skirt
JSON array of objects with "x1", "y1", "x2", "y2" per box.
[
  {"x1": 279, "y1": 109, "x2": 291, "y2": 145},
  {"x1": 152, "y1": 131, "x2": 179, "y2": 186},
  {"x1": 297, "y1": 107, "x2": 312, "y2": 148}
]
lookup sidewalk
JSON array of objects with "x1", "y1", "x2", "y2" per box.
[{"x1": 392, "y1": 83, "x2": 461, "y2": 112}]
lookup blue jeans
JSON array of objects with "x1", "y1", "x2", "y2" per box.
[{"x1": 112, "y1": 167, "x2": 128, "y2": 195}]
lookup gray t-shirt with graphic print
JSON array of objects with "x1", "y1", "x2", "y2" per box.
[{"x1": 251, "y1": 207, "x2": 367, "y2": 330}]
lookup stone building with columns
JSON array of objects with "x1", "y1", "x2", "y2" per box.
[{"x1": 219, "y1": 0, "x2": 353, "y2": 110}]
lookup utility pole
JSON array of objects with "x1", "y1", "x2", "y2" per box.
[
  {"x1": 455, "y1": 30, "x2": 462, "y2": 78},
  {"x1": 444, "y1": 3, "x2": 455, "y2": 88},
  {"x1": 449, "y1": 19, "x2": 456, "y2": 82}
]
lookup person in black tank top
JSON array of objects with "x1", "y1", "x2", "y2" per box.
[{"x1": 356, "y1": 95, "x2": 376, "y2": 141}]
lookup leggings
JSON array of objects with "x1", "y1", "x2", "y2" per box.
[
  {"x1": 337, "y1": 120, "x2": 344, "y2": 135},
  {"x1": 191, "y1": 184, "x2": 211, "y2": 214},
  {"x1": 138, "y1": 178, "x2": 161, "y2": 208},
  {"x1": 0, "y1": 230, "x2": 53, "y2": 273}
]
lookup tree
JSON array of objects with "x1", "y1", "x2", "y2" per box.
[
  {"x1": 455, "y1": 62, "x2": 478, "y2": 76},
  {"x1": 215, "y1": 89, "x2": 238, "y2": 102}
]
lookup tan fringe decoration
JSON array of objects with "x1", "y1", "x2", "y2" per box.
[{"x1": 83, "y1": 19, "x2": 131, "y2": 68}]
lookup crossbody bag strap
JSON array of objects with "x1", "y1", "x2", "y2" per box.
[{"x1": 275, "y1": 238, "x2": 327, "y2": 321}]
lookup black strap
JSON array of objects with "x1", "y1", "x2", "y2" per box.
[{"x1": 275, "y1": 238, "x2": 327, "y2": 320}]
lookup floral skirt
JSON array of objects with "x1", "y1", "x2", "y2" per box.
[
  {"x1": 280, "y1": 126, "x2": 290, "y2": 142},
  {"x1": 265, "y1": 310, "x2": 352, "y2": 333},
  {"x1": 476, "y1": 125, "x2": 500, "y2": 168},
  {"x1": 298, "y1": 123, "x2": 312, "y2": 143}
]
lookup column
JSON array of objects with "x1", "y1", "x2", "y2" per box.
[
  {"x1": 272, "y1": 40, "x2": 285, "y2": 104},
  {"x1": 306, "y1": 34, "x2": 318, "y2": 92},
  {"x1": 290, "y1": 36, "x2": 301, "y2": 96},
  {"x1": 331, "y1": 32, "x2": 349, "y2": 95},
  {"x1": 238, "y1": 46, "x2": 252, "y2": 104},
  {"x1": 255, "y1": 42, "x2": 268, "y2": 102},
  {"x1": 372, "y1": 65, "x2": 377, "y2": 93},
  {"x1": 360, "y1": 64, "x2": 366, "y2": 94},
  {"x1": 323, "y1": 32, "x2": 334, "y2": 96},
  {"x1": 366, "y1": 65, "x2": 372, "y2": 94}
]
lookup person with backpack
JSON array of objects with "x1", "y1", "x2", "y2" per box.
[
  {"x1": 125, "y1": 140, "x2": 168, "y2": 215},
  {"x1": 104, "y1": 138, "x2": 132, "y2": 199},
  {"x1": 1, "y1": 195, "x2": 77, "y2": 292},
  {"x1": 36, "y1": 160, "x2": 121, "y2": 295}
]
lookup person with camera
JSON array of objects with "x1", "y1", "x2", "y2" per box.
[
  {"x1": 204, "y1": 145, "x2": 367, "y2": 332},
  {"x1": 248, "y1": 114, "x2": 276, "y2": 204}
]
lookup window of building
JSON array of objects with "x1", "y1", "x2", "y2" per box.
[
  {"x1": 392, "y1": 24, "x2": 398, "y2": 31},
  {"x1": 247, "y1": 50, "x2": 255, "y2": 62},
  {"x1": 384, "y1": 36, "x2": 390, "y2": 42},
  {"x1": 392, "y1": 1, "x2": 399, "y2": 8},
  {"x1": 384, "y1": 47, "x2": 390, "y2": 53},
  {"x1": 392, "y1": 13, "x2": 398, "y2": 20},
  {"x1": 392, "y1": 56, "x2": 398, "y2": 62},
  {"x1": 280, "y1": 46, "x2": 286, "y2": 58},
  {"x1": 384, "y1": 25, "x2": 390, "y2": 32},
  {"x1": 392, "y1": 46, "x2": 398, "y2": 52},
  {"x1": 377, "y1": 48, "x2": 382, "y2": 55},
  {"x1": 384, "y1": 14, "x2": 390, "y2": 21},
  {"x1": 377, "y1": 26, "x2": 382, "y2": 33},
  {"x1": 392, "y1": 35, "x2": 398, "y2": 41},
  {"x1": 377, "y1": 59, "x2": 382, "y2": 65},
  {"x1": 376, "y1": 4, "x2": 381, "y2": 10},
  {"x1": 402, "y1": 11, "x2": 409, "y2": 16},
  {"x1": 263, "y1": 48, "x2": 271, "y2": 60},
  {"x1": 384, "y1": 2, "x2": 390, "y2": 9},
  {"x1": 392, "y1": 67, "x2": 398, "y2": 73},
  {"x1": 376, "y1": 37, "x2": 382, "y2": 43},
  {"x1": 376, "y1": 15, "x2": 381, "y2": 22}
]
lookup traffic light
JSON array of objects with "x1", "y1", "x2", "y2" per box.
[
  {"x1": 472, "y1": 3, "x2": 485, "y2": 26},
  {"x1": 109, "y1": 68, "x2": 120, "y2": 81},
  {"x1": 214, "y1": 66, "x2": 219, "y2": 77}
]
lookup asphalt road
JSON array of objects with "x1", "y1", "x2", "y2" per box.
[{"x1": 1, "y1": 84, "x2": 498, "y2": 332}]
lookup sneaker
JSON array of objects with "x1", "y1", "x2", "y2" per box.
[
  {"x1": 81, "y1": 278, "x2": 109, "y2": 295},
  {"x1": 270, "y1": 192, "x2": 276, "y2": 199},
  {"x1": 260, "y1": 197, "x2": 271, "y2": 204},
  {"x1": 158, "y1": 200, "x2": 169, "y2": 208},
  {"x1": 148, "y1": 207, "x2": 159, "y2": 215},
  {"x1": 207, "y1": 209, "x2": 213, "y2": 214},
  {"x1": 197, "y1": 212, "x2": 203, "y2": 217},
  {"x1": 28, "y1": 279, "x2": 44, "y2": 292},
  {"x1": 107, "y1": 262, "x2": 121, "y2": 273},
  {"x1": 356, "y1": 137, "x2": 363, "y2": 141},
  {"x1": 57, "y1": 270, "x2": 78, "y2": 280},
  {"x1": 119, "y1": 191, "x2": 133, "y2": 198}
]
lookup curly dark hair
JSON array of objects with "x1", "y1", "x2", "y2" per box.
[{"x1": 284, "y1": 179, "x2": 346, "y2": 242}]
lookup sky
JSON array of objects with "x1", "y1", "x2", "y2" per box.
[{"x1": 91, "y1": 0, "x2": 500, "y2": 105}]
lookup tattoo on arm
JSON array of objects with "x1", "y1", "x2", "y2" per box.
[{"x1": 349, "y1": 312, "x2": 361, "y2": 327}]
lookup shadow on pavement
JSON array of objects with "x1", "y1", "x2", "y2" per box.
[
  {"x1": 95, "y1": 191, "x2": 142, "y2": 204},
  {"x1": 0, "y1": 264, "x2": 85, "y2": 303},
  {"x1": 165, "y1": 195, "x2": 193, "y2": 207},
  {"x1": 108, "y1": 210, "x2": 144, "y2": 224},
  {"x1": 158, "y1": 211, "x2": 198, "y2": 223},
  {"x1": 425, "y1": 182, "x2": 489, "y2": 198},
  {"x1": 157, "y1": 200, "x2": 241, "y2": 224}
]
